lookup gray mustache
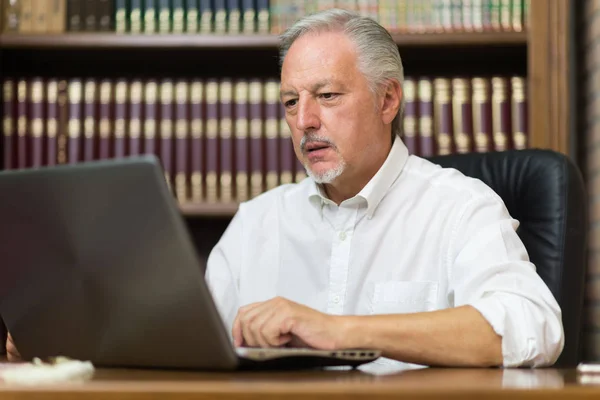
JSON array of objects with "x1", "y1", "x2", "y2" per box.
[{"x1": 300, "y1": 135, "x2": 337, "y2": 153}]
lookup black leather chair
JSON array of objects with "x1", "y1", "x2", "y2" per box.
[{"x1": 428, "y1": 149, "x2": 587, "y2": 367}]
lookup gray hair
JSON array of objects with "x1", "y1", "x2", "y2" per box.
[{"x1": 279, "y1": 8, "x2": 405, "y2": 139}]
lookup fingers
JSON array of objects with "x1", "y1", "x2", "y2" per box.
[
  {"x1": 234, "y1": 297, "x2": 295, "y2": 348},
  {"x1": 6, "y1": 333, "x2": 22, "y2": 362},
  {"x1": 232, "y1": 302, "x2": 262, "y2": 347}
]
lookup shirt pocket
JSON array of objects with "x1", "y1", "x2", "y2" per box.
[{"x1": 370, "y1": 281, "x2": 438, "y2": 314}]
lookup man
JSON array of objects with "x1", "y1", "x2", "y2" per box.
[
  {"x1": 205, "y1": 9, "x2": 563, "y2": 368},
  {"x1": 7, "y1": 9, "x2": 563, "y2": 368}
]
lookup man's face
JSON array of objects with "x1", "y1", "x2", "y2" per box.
[{"x1": 280, "y1": 31, "x2": 390, "y2": 184}]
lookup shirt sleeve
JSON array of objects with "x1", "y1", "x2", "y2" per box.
[
  {"x1": 448, "y1": 192, "x2": 564, "y2": 367},
  {"x1": 205, "y1": 205, "x2": 245, "y2": 338}
]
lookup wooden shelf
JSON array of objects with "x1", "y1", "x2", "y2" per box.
[
  {"x1": 0, "y1": 31, "x2": 528, "y2": 49},
  {"x1": 179, "y1": 202, "x2": 238, "y2": 217}
]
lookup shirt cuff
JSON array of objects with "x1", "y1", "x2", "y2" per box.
[{"x1": 469, "y1": 295, "x2": 523, "y2": 368}]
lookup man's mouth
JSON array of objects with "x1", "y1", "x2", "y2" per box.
[{"x1": 305, "y1": 142, "x2": 331, "y2": 154}]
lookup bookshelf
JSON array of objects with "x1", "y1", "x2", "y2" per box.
[
  {"x1": 0, "y1": 31, "x2": 528, "y2": 48},
  {"x1": 0, "y1": 0, "x2": 574, "y2": 248}
]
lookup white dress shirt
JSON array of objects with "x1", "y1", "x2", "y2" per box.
[{"x1": 205, "y1": 138, "x2": 564, "y2": 368}]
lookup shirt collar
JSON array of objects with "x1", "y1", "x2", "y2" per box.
[{"x1": 307, "y1": 138, "x2": 410, "y2": 219}]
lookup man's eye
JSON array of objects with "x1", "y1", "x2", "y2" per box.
[
  {"x1": 284, "y1": 99, "x2": 297, "y2": 107},
  {"x1": 320, "y1": 93, "x2": 337, "y2": 100}
]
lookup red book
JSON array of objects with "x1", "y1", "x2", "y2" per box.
[
  {"x1": 190, "y1": 79, "x2": 204, "y2": 203},
  {"x1": 433, "y1": 78, "x2": 454, "y2": 155},
  {"x1": 472, "y1": 77, "x2": 493, "y2": 153},
  {"x1": 129, "y1": 80, "x2": 143, "y2": 156},
  {"x1": 279, "y1": 101, "x2": 294, "y2": 184},
  {"x1": 402, "y1": 77, "x2": 419, "y2": 155},
  {"x1": 30, "y1": 77, "x2": 45, "y2": 168},
  {"x1": 418, "y1": 78, "x2": 436, "y2": 157},
  {"x1": 219, "y1": 78, "x2": 234, "y2": 203},
  {"x1": 113, "y1": 79, "x2": 128, "y2": 158},
  {"x1": 205, "y1": 78, "x2": 219, "y2": 203},
  {"x1": 83, "y1": 79, "x2": 97, "y2": 162},
  {"x1": 248, "y1": 79, "x2": 263, "y2": 198},
  {"x1": 264, "y1": 79, "x2": 279, "y2": 191},
  {"x1": 174, "y1": 80, "x2": 189, "y2": 203},
  {"x1": 491, "y1": 76, "x2": 512, "y2": 151},
  {"x1": 16, "y1": 80, "x2": 28, "y2": 169},
  {"x1": 67, "y1": 79, "x2": 83, "y2": 164},
  {"x1": 45, "y1": 80, "x2": 59, "y2": 166},
  {"x1": 159, "y1": 80, "x2": 174, "y2": 191},
  {"x1": 451, "y1": 78, "x2": 474, "y2": 154},
  {"x1": 234, "y1": 80, "x2": 250, "y2": 202},
  {"x1": 143, "y1": 80, "x2": 158, "y2": 157},
  {"x1": 3, "y1": 80, "x2": 16, "y2": 170},
  {"x1": 98, "y1": 79, "x2": 113, "y2": 160}
]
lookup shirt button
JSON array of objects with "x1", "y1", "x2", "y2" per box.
[
  {"x1": 333, "y1": 295, "x2": 341, "y2": 304},
  {"x1": 339, "y1": 231, "x2": 347, "y2": 241}
]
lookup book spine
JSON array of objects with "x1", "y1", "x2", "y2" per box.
[
  {"x1": 3, "y1": 0, "x2": 20, "y2": 32},
  {"x1": 234, "y1": 80, "x2": 250, "y2": 202},
  {"x1": 256, "y1": 0, "x2": 269, "y2": 34},
  {"x1": 451, "y1": 78, "x2": 473, "y2": 154},
  {"x1": 66, "y1": 0, "x2": 82, "y2": 31},
  {"x1": 249, "y1": 79, "x2": 264, "y2": 198},
  {"x1": 158, "y1": 0, "x2": 171, "y2": 33},
  {"x1": 130, "y1": 0, "x2": 142, "y2": 33},
  {"x1": 417, "y1": 78, "x2": 435, "y2": 157},
  {"x1": 199, "y1": 0, "x2": 212, "y2": 34},
  {"x1": 214, "y1": 0, "x2": 226, "y2": 34},
  {"x1": 205, "y1": 79, "x2": 219, "y2": 203},
  {"x1": 512, "y1": 0, "x2": 523, "y2": 32},
  {"x1": 98, "y1": 79, "x2": 112, "y2": 159},
  {"x1": 186, "y1": 0, "x2": 199, "y2": 33},
  {"x1": 144, "y1": 0, "x2": 157, "y2": 33},
  {"x1": 241, "y1": 0, "x2": 255, "y2": 34},
  {"x1": 451, "y1": 0, "x2": 462, "y2": 31},
  {"x1": 472, "y1": 0, "x2": 483, "y2": 31},
  {"x1": 30, "y1": 78, "x2": 44, "y2": 167},
  {"x1": 115, "y1": 0, "x2": 127, "y2": 33},
  {"x1": 31, "y1": 0, "x2": 48, "y2": 32},
  {"x1": 190, "y1": 80, "x2": 204, "y2": 203},
  {"x1": 472, "y1": 77, "x2": 493, "y2": 152},
  {"x1": 175, "y1": 80, "x2": 189, "y2": 203},
  {"x1": 129, "y1": 79, "x2": 143, "y2": 156},
  {"x1": 19, "y1": 0, "x2": 32, "y2": 32},
  {"x1": 46, "y1": 79, "x2": 59, "y2": 166},
  {"x1": 511, "y1": 76, "x2": 527, "y2": 149},
  {"x1": 490, "y1": 0, "x2": 501, "y2": 31},
  {"x1": 67, "y1": 79, "x2": 82, "y2": 164},
  {"x1": 279, "y1": 101, "x2": 294, "y2": 185},
  {"x1": 219, "y1": 79, "x2": 234, "y2": 203},
  {"x1": 264, "y1": 79, "x2": 279, "y2": 191},
  {"x1": 3, "y1": 80, "x2": 15, "y2": 169},
  {"x1": 57, "y1": 80, "x2": 69, "y2": 164},
  {"x1": 462, "y1": 0, "x2": 473, "y2": 32},
  {"x1": 500, "y1": 0, "x2": 511, "y2": 31},
  {"x1": 402, "y1": 77, "x2": 419, "y2": 155},
  {"x1": 160, "y1": 80, "x2": 175, "y2": 191},
  {"x1": 433, "y1": 78, "x2": 454, "y2": 155},
  {"x1": 113, "y1": 79, "x2": 128, "y2": 158},
  {"x1": 17, "y1": 79, "x2": 28, "y2": 169},
  {"x1": 143, "y1": 80, "x2": 158, "y2": 156},
  {"x1": 83, "y1": 79, "x2": 97, "y2": 161},
  {"x1": 83, "y1": 0, "x2": 96, "y2": 31},
  {"x1": 172, "y1": 0, "x2": 185, "y2": 33},
  {"x1": 227, "y1": 0, "x2": 241, "y2": 34},
  {"x1": 97, "y1": 0, "x2": 112, "y2": 31},
  {"x1": 491, "y1": 76, "x2": 511, "y2": 151}
]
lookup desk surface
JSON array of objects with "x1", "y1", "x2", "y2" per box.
[{"x1": 0, "y1": 367, "x2": 599, "y2": 400}]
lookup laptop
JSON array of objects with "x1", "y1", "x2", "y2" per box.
[{"x1": 0, "y1": 156, "x2": 380, "y2": 370}]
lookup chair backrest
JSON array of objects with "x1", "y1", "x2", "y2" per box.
[{"x1": 428, "y1": 149, "x2": 587, "y2": 367}]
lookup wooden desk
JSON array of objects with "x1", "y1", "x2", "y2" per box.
[{"x1": 0, "y1": 367, "x2": 598, "y2": 399}]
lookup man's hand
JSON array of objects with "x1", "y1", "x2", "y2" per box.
[
  {"x1": 6, "y1": 333, "x2": 22, "y2": 362},
  {"x1": 232, "y1": 297, "x2": 344, "y2": 350}
]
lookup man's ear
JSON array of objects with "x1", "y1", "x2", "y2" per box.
[{"x1": 380, "y1": 79, "x2": 402, "y2": 125}]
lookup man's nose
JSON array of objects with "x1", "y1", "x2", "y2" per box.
[{"x1": 296, "y1": 98, "x2": 320, "y2": 132}]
